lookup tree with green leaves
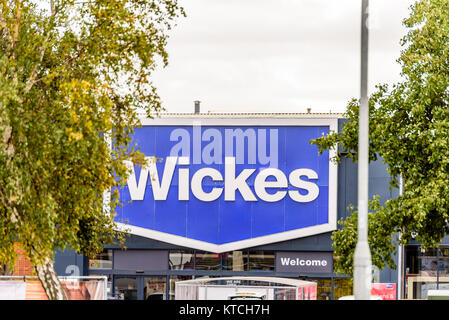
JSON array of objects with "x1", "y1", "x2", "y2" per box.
[
  {"x1": 311, "y1": 0, "x2": 449, "y2": 277},
  {"x1": 0, "y1": 0, "x2": 184, "y2": 299}
]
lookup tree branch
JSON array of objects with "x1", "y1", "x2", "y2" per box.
[
  {"x1": 50, "y1": 0, "x2": 56, "y2": 16},
  {"x1": 10, "y1": 0, "x2": 23, "y2": 84},
  {"x1": 24, "y1": 1, "x2": 61, "y2": 94}
]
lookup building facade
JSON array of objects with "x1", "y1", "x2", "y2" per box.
[
  {"x1": 53, "y1": 112, "x2": 402, "y2": 300},
  {"x1": 402, "y1": 236, "x2": 449, "y2": 299}
]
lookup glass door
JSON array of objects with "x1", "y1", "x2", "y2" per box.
[
  {"x1": 144, "y1": 276, "x2": 167, "y2": 300},
  {"x1": 114, "y1": 276, "x2": 138, "y2": 300}
]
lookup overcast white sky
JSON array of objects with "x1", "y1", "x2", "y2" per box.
[{"x1": 151, "y1": 0, "x2": 417, "y2": 114}]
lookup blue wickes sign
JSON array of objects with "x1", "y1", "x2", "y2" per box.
[{"x1": 115, "y1": 117, "x2": 338, "y2": 252}]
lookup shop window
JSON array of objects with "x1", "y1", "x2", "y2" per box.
[
  {"x1": 195, "y1": 251, "x2": 221, "y2": 270},
  {"x1": 114, "y1": 276, "x2": 138, "y2": 300},
  {"x1": 169, "y1": 250, "x2": 194, "y2": 270},
  {"x1": 404, "y1": 245, "x2": 449, "y2": 299},
  {"x1": 438, "y1": 246, "x2": 449, "y2": 275},
  {"x1": 222, "y1": 251, "x2": 248, "y2": 271},
  {"x1": 418, "y1": 247, "x2": 438, "y2": 276},
  {"x1": 249, "y1": 251, "x2": 274, "y2": 271},
  {"x1": 144, "y1": 276, "x2": 167, "y2": 300},
  {"x1": 88, "y1": 249, "x2": 112, "y2": 269},
  {"x1": 332, "y1": 278, "x2": 353, "y2": 300},
  {"x1": 316, "y1": 279, "x2": 332, "y2": 300},
  {"x1": 405, "y1": 245, "x2": 432, "y2": 299},
  {"x1": 405, "y1": 245, "x2": 419, "y2": 275}
]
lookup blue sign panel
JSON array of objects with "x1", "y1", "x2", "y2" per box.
[{"x1": 115, "y1": 118, "x2": 338, "y2": 252}]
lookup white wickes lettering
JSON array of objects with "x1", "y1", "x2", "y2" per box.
[
  {"x1": 178, "y1": 157, "x2": 190, "y2": 201},
  {"x1": 125, "y1": 157, "x2": 321, "y2": 203},
  {"x1": 191, "y1": 168, "x2": 223, "y2": 202},
  {"x1": 126, "y1": 156, "x2": 177, "y2": 201},
  {"x1": 149, "y1": 156, "x2": 177, "y2": 200},
  {"x1": 288, "y1": 169, "x2": 320, "y2": 203},
  {"x1": 124, "y1": 160, "x2": 149, "y2": 201},
  {"x1": 224, "y1": 157, "x2": 257, "y2": 201},
  {"x1": 254, "y1": 168, "x2": 287, "y2": 202}
]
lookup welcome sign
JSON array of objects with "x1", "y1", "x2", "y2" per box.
[{"x1": 115, "y1": 117, "x2": 338, "y2": 252}]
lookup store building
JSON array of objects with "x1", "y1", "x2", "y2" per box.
[
  {"x1": 53, "y1": 110, "x2": 402, "y2": 300},
  {"x1": 402, "y1": 237, "x2": 449, "y2": 299}
]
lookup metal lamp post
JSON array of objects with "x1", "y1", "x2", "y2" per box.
[{"x1": 353, "y1": 0, "x2": 372, "y2": 300}]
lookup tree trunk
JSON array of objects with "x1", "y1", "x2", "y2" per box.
[
  {"x1": 34, "y1": 257, "x2": 67, "y2": 300},
  {"x1": 0, "y1": 264, "x2": 11, "y2": 276}
]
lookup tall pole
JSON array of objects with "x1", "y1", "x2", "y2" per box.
[
  {"x1": 353, "y1": 0, "x2": 372, "y2": 300},
  {"x1": 397, "y1": 175, "x2": 404, "y2": 300}
]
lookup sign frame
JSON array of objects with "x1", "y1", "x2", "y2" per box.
[
  {"x1": 276, "y1": 251, "x2": 334, "y2": 274},
  {"x1": 115, "y1": 116, "x2": 339, "y2": 253}
]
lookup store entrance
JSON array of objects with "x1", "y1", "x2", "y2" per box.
[
  {"x1": 114, "y1": 276, "x2": 138, "y2": 300},
  {"x1": 113, "y1": 276, "x2": 167, "y2": 300},
  {"x1": 299, "y1": 277, "x2": 353, "y2": 300},
  {"x1": 110, "y1": 275, "x2": 353, "y2": 300}
]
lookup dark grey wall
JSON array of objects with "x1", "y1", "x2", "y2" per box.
[
  {"x1": 368, "y1": 159, "x2": 399, "y2": 284},
  {"x1": 54, "y1": 248, "x2": 86, "y2": 276},
  {"x1": 114, "y1": 250, "x2": 168, "y2": 270}
]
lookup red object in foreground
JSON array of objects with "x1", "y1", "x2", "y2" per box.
[{"x1": 371, "y1": 283, "x2": 397, "y2": 300}]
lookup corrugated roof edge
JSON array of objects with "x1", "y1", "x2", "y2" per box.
[{"x1": 137, "y1": 112, "x2": 344, "y2": 118}]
